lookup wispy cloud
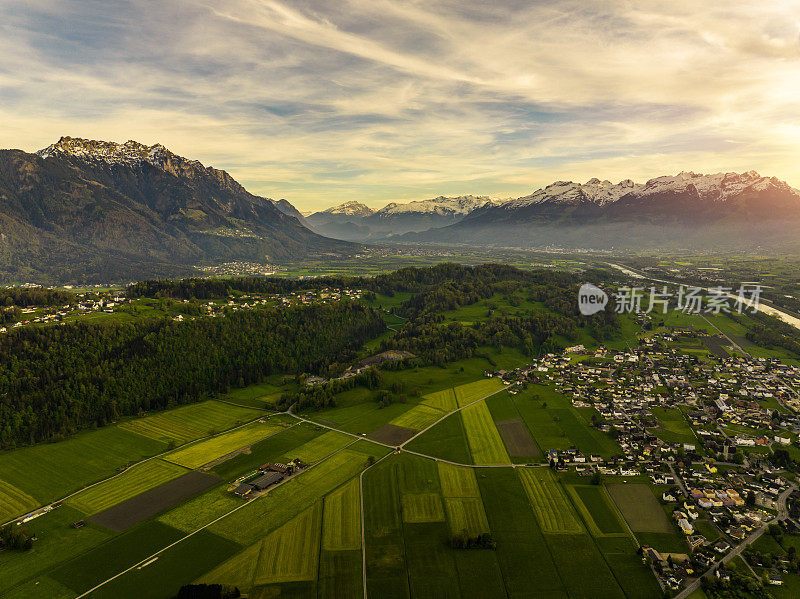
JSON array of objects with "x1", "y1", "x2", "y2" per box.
[{"x1": 1, "y1": 0, "x2": 799, "y2": 210}]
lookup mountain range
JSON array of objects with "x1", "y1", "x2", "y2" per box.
[
  {"x1": 308, "y1": 172, "x2": 800, "y2": 250},
  {"x1": 306, "y1": 195, "x2": 495, "y2": 241},
  {"x1": 0, "y1": 137, "x2": 353, "y2": 282},
  {"x1": 2, "y1": 135, "x2": 799, "y2": 283}
]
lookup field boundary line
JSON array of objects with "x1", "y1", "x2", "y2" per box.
[
  {"x1": 359, "y1": 450, "x2": 395, "y2": 599},
  {"x1": 2, "y1": 410, "x2": 292, "y2": 527},
  {"x1": 74, "y1": 437, "x2": 361, "y2": 598}
]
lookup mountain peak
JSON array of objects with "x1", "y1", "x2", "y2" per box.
[
  {"x1": 323, "y1": 201, "x2": 375, "y2": 216},
  {"x1": 36, "y1": 136, "x2": 205, "y2": 173},
  {"x1": 375, "y1": 195, "x2": 494, "y2": 216}
]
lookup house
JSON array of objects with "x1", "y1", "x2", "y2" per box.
[
  {"x1": 678, "y1": 518, "x2": 694, "y2": 535},
  {"x1": 769, "y1": 573, "x2": 783, "y2": 586}
]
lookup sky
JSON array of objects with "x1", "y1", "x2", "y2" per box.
[{"x1": 1, "y1": 1, "x2": 800, "y2": 211}]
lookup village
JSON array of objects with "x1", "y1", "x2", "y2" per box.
[
  {"x1": 0, "y1": 285, "x2": 365, "y2": 332},
  {"x1": 489, "y1": 329, "x2": 800, "y2": 594}
]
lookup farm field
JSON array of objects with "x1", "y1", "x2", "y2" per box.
[
  {"x1": 401, "y1": 492, "x2": 445, "y2": 523},
  {"x1": 460, "y1": 401, "x2": 510, "y2": 465},
  {"x1": 88, "y1": 471, "x2": 220, "y2": 531},
  {"x1": 322, "y1": 478, "x2": 361, "y2": 551},
  {"x1": 404, "y1": 413, "x2": 473, "y2": 464},
  {"x1": 568, "y1": 484, "x2": 626, "y2": 536},
  {"x1": 283, "y1": 430, "x2": 355, "y2": 463},
  {"x1": 420, "y1": 387, "x2": 458, "y2": 411},
  {"x1": 0, "y1": 479, "x2": 37, "y2": 522},
  {"x1": 210, "y1": 449, "x2": 370, "y2": 546},
  {"x1": 202, "y1": 502, "x2": 323, "y2": 591},
  {"x1": 648, "y1": 407, "x2": 697, "y2": 445},
  {"x1": 390, "y1": 404, "x2": 446, "y2": 430},
  {"x1": 163, "y1": 419, "x2": 288, "y2": 468},
  {"x1": 0, "y1": 505, "x2": 112, "y2": 596},
  {"x1": 119, "y1": 400, "x2": 262, "y2": 445},
  {"x1": 518, "y1": 468, "x2": 582, "y2": 534},
  {"x1": 67, "y1": 459, "x2": 188, "y2": 514},
  {"x1": 453, "y1": 378, "x2": 506, "y2": 407},
  {"x1": 607, "y1": 483, "x2": 674, "y2": 533},
  {"x1": 0, "y1": 426, "x2": 166, "y2": 506}
]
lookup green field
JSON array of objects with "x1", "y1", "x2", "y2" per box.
[
  {"x1": 322, "y1": 478, "x2": 361, "y2": 551},
  {"x1": 390, "y1": 404, "x2": 446, "y2": 430},
  {"x1": 50, "y1": 521, "x2": 185, "y2": 594},
  {"x1": 283, "y1": 430, "x2": 354, "y2": 463},
  {"x1": 158, "y1": 486, "x2": 241, "y2": 533},
  {"x1": 443, "y1": 497, "x2": 489, "y2": 536},
  {"x1": 437, "y1": 463, "x2": 481, "y2": 498},
  {"x1": 476, "y1": 468, "x2": 565, "y2": 596},
  {"x1": 88, "y1": 530, "x2": 241, "y2": 599},
  {"x1": 568, "y1": 485, "x2": 626, "y2": 536},
  {"x1": 0, "y1": 479, "x2": 37, "y2": 522},
  {"x1": 67, "y1": 459, "x2": 188, "y2": 514},
  {"x1": 0, "y1": 505, "x2": 112, "y2": 596},
  {"x1": 202, "y1": 502, "x2": 322, "y2": 590},
  {"x1": 119, "y1": 400, "x2": 261, "y2": 444},
  {"x1": 649, "y1": 407, "x2": 697, "y2": 445},
  {"x1": 401, "y1": 492, "x2": 445, "y2": 523},
  {"x1": 0, "y1": 426, "x2": 166, "y2": 504},
  {"x1": 607, "y1": 484, "x2": 673, "y2": 533},
  {"x1": 420, "y1": 388, "x2": 458, "y2": 411},
  {"x1": 210, "y1": 449, "x2": 370, "y2": 545},
  {"x1": 460, "y1": 401, "x2": 510, "y2": 465},
  {"x1": 164, "y1": 420, "x2": 287, "y2": 469},
  {"x1": 453, "y1": 378, "x2": 506, "y2": 407},
  {"x1": 404, "y1": 413, "x2": 472, "y2": 464},
  {"x1": 518, "y1": 468, "x2": 582, "y2": 534}
]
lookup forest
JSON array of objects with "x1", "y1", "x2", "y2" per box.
[{"x1": 0, "y1": 301, "x2": 383, "y2": 448}]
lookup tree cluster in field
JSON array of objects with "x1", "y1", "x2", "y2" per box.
[
  {"x1": 728, "y1": 310, "x2": 800, "y2": 357},
  {"x1": 0, "y1": 524, "x2": 34, "y2": 552},
  {"x1": 277, "y1": 367, "x2": 385, "y2": 411},
  {"x1": 0, "y1": 302, "x2": 384, "y2": 448},
  {"x1": 0, "y1": 287, "x2": 76, "y2": 307},
  {"x1": 0, "y1": 306, "x2": 22, "y2": 325},
  {"x1": 449, "y1": 531, "x2": 496, "y2": 550},
  {"x1": 699, "y1": 567, "x2": 770, "y2": 599}
]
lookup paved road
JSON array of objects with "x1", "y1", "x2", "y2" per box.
[{"x1": 674, "y1": 484, "x2": 796, "y2": 599}]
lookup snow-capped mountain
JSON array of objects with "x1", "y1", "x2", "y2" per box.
[
  {"x1": 307, "y1": 195, "x2": 496, "y2": 241},
  {"x1": 375, "y1": 195, "x2": 494, "y2": 217},
  {"x1": 404, "y1": 171, "x2": 800, "y2": 251},
  {"x1": 321, "y1": 201, "x2": 375, "y2": 217}
]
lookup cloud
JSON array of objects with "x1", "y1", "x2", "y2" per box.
[{"x1": 1, "y1": 0, "x2": 799, "y2": 210}]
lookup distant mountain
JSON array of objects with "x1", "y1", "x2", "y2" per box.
[
  {"x1": 307, "y1": 195, "x2": 494, "y2": 241},
  {"x1": 402, "y1": 172, "x2": 800, "y2": 251},
  {"x1": 269, "y1": 198, "x2": 307, "y2": 224},
  {"x1": 0, "y1": 137, "x2": 354, "y2": 283}
]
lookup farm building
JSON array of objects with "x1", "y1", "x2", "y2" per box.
[
  {"x1": 250, "y1": 471, "x2": 284, "y2": 490},
  {"x1": 233, "y1": 483, "x2": 254, "y2": 498}
]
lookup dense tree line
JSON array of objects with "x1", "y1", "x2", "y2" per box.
[
  {"x1": 0, "y1": 287, "x2": 76, "y2": 307},
  {"x1": 0, "y1": 302, "x2": 384, "y2": 448},
  {"x1": 740, "y1": 310, "x2": 800, "y2": 356}
]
